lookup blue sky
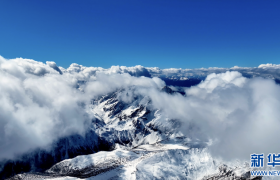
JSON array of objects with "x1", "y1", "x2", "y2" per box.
[{"x1": 0, "y1": 0, "x2": 279, "y2": 69}]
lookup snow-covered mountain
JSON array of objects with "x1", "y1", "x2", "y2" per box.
[
  {"x1": 2, "y1": 56, "x2": 280, "y2": 179},
  {"x1": 5, "y1": 87, "x2": 261, "y2": 180}
]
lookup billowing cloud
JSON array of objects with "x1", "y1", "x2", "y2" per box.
[
  {"x1": 0, "y1": 58, "x2": 90, "y2": 159},
  {"x1": 0, "y1": 56, "x2": 162, "y2": 160},
  {"x1": 144, "y1": 71, "x2": 280, "y2": 160}
]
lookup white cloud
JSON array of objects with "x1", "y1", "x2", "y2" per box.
[
  {"x1": 143, "y1": 71, "x2": 280, "y2": 160},
  {"x1": 0, "y1": 56, "x2": 164, "y2": 160},
  {"x1": 0, "y1": 57, "x2": 94, "y2": 159}
]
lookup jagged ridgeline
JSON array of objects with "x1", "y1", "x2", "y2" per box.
[{"x1": 1, "y1": 86, "x2": 182, "y2": 179}]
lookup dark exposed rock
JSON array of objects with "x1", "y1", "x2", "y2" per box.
[{"x1": 161, "y1": 86, "x2": 175, "y2": 94}]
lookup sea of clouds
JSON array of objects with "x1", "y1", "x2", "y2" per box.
[{"x1": 1, "y1": 55, "x2": 280, "y2": 162}]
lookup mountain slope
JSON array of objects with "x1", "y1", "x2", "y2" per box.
[{"x1": 5, "y1": 87, "x2": 262, "y2": 180}]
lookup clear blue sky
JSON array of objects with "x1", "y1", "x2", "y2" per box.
[{"x1": 0, "y1": 0, "x2": 279, "y2": 69}]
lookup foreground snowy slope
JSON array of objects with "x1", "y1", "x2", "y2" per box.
[{"x1": 9, "y1": 144, "x2": 261, "y2": 180}]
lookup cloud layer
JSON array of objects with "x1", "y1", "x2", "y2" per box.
[
  {"x1": 0, "y1": 56, "x2": 163, "y2": 160},
  {"x1": 0, "y1": 57, "x2": 91, "y2": 159},
  {"x1": 146, "y1": 71, "x2": 280, "y2": 160},
  {"x1": 1, "y1": 55, "x2": 280, "y2": 162}
]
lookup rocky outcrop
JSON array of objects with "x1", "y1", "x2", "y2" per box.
[{"x1": 203, "y1": 164, "x2": 262, "y2": 180}]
